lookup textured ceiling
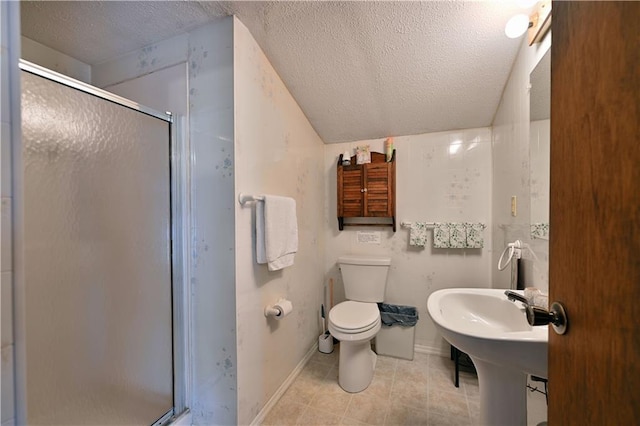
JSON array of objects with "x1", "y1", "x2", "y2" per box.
[{"x1": 20, "y1": 1, "x2": 532, "y2": 143}]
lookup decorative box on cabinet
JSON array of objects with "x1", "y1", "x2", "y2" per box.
[{"x1": 337, "y1": 150, "x2": 396, "y2": 231}]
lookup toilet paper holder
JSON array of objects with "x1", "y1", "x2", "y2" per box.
[{"x1": 264, "y1": 298, "x2": 293, "y2": 319}]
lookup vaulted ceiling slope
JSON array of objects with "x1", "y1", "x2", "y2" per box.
[{"x1": 20, "y1": 1, "x2": 528, "y2": 143}]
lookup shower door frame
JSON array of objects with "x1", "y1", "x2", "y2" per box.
[{"x1": 14, "y1": 60, "x2": 190, "y2": 425}]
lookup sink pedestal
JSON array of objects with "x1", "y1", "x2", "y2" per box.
[{"x1": 473, "y1": 358, "x2": 528, "y2": 426}]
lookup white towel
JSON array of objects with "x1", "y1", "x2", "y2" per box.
[{"x1": 256, "y1": 195, "x2": 298, "y2": 271}]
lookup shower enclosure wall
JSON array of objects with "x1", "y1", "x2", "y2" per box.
[{"x1": 16, "y1": 61, "x2": 186, "y2": 425}]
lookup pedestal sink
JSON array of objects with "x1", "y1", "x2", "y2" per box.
[{"x1": 427, "y1": 288, "x2": 547, "y2": 426}]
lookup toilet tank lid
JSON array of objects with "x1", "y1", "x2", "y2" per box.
[{"x1": 338, "y1": 255, "x2": 391, "y2": 266}]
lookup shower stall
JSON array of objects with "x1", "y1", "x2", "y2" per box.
[{"x1": 16, "y1": 61, "x2": 186, "y2": 425}]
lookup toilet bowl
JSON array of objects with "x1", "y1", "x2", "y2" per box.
[
  {"x1": 328, "y1": 256, "x2": 390, "y2": 393},
  {"x1": 328, "y1": 301, "x2": 382, "y2": 392},
  {"x1": 329, "y1": 301, "x2": 380, "y2": 339}
]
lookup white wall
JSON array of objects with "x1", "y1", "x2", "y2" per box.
[
  {"x1": 529, "y1": 119, "x2": 550, "y2": 229},
  {"x1": 177, "y1": 19, "x2": 239, "y2": 425},
  {"x1": 491, "y1": 35, "x2": 551, "y2": 292},
  {"x1": 323, "y1": 128, "x2": 493, "y2": 355},
  {"x1": 21, "y1": 37, "x2": 91, "y2": 83},
  {"x1": 233, "y1": 18, "x2": 326, "y2": 424},
  {"x1": 104, "y1": 63, "x2": 187, "y2": 117}
]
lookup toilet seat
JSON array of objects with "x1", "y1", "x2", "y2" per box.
[{"x1": 329, "y1": 301, "x2": 379, "y2": 334}]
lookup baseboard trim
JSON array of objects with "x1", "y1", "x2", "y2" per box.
[
  {"x1": 414, "y1": 344, "x2": 449, "y2": 358},
  {"x1": 249, "y1": 342, "x2": 318, "y2": 426}
]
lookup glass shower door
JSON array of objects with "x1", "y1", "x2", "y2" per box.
[{"x1": 21, "y1": 69, "x2": 174, "y2": 425}]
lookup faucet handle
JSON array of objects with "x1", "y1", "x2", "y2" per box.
[{"x1": 526, "y1": 302, "x2": 568, "y2": 334}]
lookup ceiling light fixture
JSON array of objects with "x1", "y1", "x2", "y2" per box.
[{"x1": 505, "y1": 13, "x2": 532, "y2": 39}]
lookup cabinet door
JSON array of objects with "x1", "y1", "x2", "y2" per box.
[
  {"x1": 364, "y1": 162, "x2": 393, "y2": 217},
  {"x1": 338, "y1": 166, "x2": 364, "y2": 217}
]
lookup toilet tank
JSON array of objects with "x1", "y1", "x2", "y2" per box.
[{"x1": 338, "y1": 256, "x2": 391, "y2": 302}]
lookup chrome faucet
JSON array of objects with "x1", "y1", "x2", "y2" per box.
[{"x1": 504, "y1": 290, "x2": 529, "y2": 305}]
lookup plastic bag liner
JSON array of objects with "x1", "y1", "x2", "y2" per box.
[{"x1": 378, "y1": 303, "x2": 418, "y2": 327}]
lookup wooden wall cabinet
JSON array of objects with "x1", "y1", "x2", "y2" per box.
[{"x1": 337, "y1": 150, "x2": 396, "y2": 231}]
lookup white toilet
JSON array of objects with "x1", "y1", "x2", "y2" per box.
[{"x1": 328, "y1": 255, "x2": 391, "y2": 392}]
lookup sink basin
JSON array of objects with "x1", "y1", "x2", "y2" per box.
[
  {"x1": 427, "y1": 288, "x2": 548, "y2": 425},
  {"x1": 428, "y1": 288, "x2": 547, "y2": 378}
]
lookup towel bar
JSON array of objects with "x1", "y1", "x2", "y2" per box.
[
  {"x1": 401, "y1": 221, "x2": 486, "y2": 228},
  {"x1": 401, "y1": 221, "x2": 437, "y2": 228},
  {"x1": 238, "y1": 193, "x2": 265, "y2": 206}
]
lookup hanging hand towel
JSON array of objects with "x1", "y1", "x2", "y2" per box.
[
  {"x1": 433, "y1": 223, "x2": 450, "y2": 248},
  {"x1": 530, "y1": 223, "x2": 549, "y2": 239},
  {"x1": 465, "y1": 223, "x2": 485, "y2": 248},
  {"x1": 409, "y1": 222, "x2": 428, "y2": 247},
  {"x1": 449, "y1": 223, "x2": 467, "y2": 249},
  {"x1": 256, "y1": 195, "x2": 298, "y2": 271}
]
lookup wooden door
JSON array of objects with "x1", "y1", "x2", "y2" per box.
[{"x1": 549, "y1": 1, "x2": 639, "y2": 424}]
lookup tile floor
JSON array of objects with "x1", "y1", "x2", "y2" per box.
[{"x1": 261, "y1": 345, "x2": 547, "y2": 426}]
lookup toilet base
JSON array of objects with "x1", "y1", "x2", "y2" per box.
[{"x1": 338, "y1": 340, "x2": 377, "y2": 392}]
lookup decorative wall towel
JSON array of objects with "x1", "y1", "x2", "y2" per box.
[
  {"x1": 409, "y1": 222, "x2": 428, "y2": 247},
  {"x1": 449, "y1": 223, "x2": 467, "y2": 248},
  {"x1": 256, "y1": 195, "x2": 298, "y2": 271},
  {"x1": 433, "y1": 223, "x2": 450, "y2": 248},
  {"x1": 530, "y1": 223, "x2": 549, "y2": 239},
  {"x1": 465, "y1": 223, "x2": 485, "y2": 248}
]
